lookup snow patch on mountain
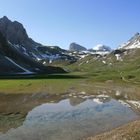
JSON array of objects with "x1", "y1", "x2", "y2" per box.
[
  {"x1": 89, "y1": 44, "x2": 112, "y2": 55},
  {"x1": 5, "y1": 56, "x2": 33, "y2": 74},
  {"x1": 119, "y1": 33, "x2": 140, "y2": 49},
  {"x1": 93, "y1": 44, "x2": 111, "y2": 51}
]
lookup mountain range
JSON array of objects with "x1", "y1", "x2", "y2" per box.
[
  {"x1": 119, "y1": 32, "x2": 140, "y2": 49},
  {"x1": 0, "y1": 16, "x2": 139, "y2": 75},
  {"x1": 0, "y1": 16, "x2": 67, "y2": 75}
]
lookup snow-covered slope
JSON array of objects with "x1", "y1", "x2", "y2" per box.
[
  {"x1": 119, "y1": 33, "x2": 140, "y2": 49},
  {"x1": 93, "y1": 44, "x2": 111, "y2": 51},
  {"x1": 88, "y1": 44, "x2": 112, "y2": 55}
]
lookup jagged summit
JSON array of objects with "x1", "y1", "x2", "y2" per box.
[
  {"x1": 0, "y1": 16, "x2": 38, "y2": 48},
  {"x1": 119, "y1": 32, "x2": 140, "y2": 49},
  {"x1": 0, "y1": 16, "x2": 9, "y2": 21},
  {"x1": 0, "y1": 16, "x2": 66, "y2": 74},
  {"x1": 134, "y1": 32, "x2": 139, "y2": 36}
]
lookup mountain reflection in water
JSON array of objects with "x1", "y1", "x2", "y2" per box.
[{"x1": 0, "y1": 93, "x2": 138, "y2": 140}]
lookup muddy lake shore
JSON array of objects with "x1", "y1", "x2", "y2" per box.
[{"x1": 0, "y1": 78, "x2": 140, "y2": 140}]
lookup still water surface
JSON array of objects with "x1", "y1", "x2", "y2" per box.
[{"x1": 0, "y1": 93, "x2": 138, "y2": 140}]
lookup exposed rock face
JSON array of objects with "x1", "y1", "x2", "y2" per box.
[
  {"x1": 0, "y1": 16, "x2": 76, "y2": 63},
  {"x1": 0, "y1": 32, "x2": 25, "y2": 74},
  {"x1": 69, "y1": 43, "x2": 87, "y2": 52},
  {"x1": 119, "y1": 33, "x2": 140, "y2": 49},
  {"x1": 0, "y1": 16, "x2": 40, "y2": 50},
  {"x1": 0, "y1": 16, "x2": 66, "y2": 74}
]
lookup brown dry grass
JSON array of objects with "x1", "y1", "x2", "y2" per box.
[{"x1": 84, "y1": 120, "x2": 140, "y2": 140}]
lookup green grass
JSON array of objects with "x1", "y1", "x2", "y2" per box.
[
  {"x1": 58, "y1": 51, "x2": 140, "y2": 87},
  {"x1": 0, "y1": 73, "x2": 87, "y2": 94},
  {"x1": 0, "y1": 49, "x2": 140, "y2": 94}
]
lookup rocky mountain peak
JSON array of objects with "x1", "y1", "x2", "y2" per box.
[
  {"x1": 69, "y1": 42, "x2": 87, "y2": 52},
  {"x1": 134, "y1": 32, "x2": 140, "y2": 37},
  {"x1": 129, "y1": 32, "x2": 140, "y2": 42},
  {"x1": 0, "y1": 16, "x2": 41, "y2": 51},
  {"x1": 0, "y1": 16, "x2": 10, "y2": 22},
  {"x1": 119, "y1": 33, "x2": 140, "y2": 49},
  {"x1": 0, "y1": 16, "x2": 29, "y2": 45}
]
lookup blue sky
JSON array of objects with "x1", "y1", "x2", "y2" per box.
[{"x1": 0, "y1": 0, "x2": 140, "y2": 49}]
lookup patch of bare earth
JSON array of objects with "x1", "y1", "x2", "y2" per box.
[{"x1": 84, "y1": 120, "x2": 140, "y2": 140}]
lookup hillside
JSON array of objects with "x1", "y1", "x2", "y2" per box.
[
  {"x1": 63, "y1": 33, "x2": 140, "y2": 84},
  {"x1": 0, "y1": 17, "x2": 66, "y2": 75},
  {"x1": 0, "y1": 16, "x2": 139, "y2": 81}
]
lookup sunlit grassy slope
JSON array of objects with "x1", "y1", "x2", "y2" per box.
[{"x1": 66, "y1": 49, "x2": 140, "y2": 83}]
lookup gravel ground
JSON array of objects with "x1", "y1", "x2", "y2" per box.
[{"x1": 84, "y1": 120, "x2": 140, "y2": 140}]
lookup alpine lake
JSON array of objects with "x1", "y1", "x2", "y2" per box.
[{"x1": 0, "y1": 76, "x2": 140, "y2": 140}]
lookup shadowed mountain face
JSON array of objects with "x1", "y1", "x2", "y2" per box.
[
  {"x1": 0, "y1": 16, "x2": 140, "y2": 75},
  {"x1": 0, "y1": 16, "x2": 40, "y2": 50},
  {"x1": 0, "y1": 16, "x2": 66, "y2": 75},
  {"x1": 0, "y1": 16, "x2": 46, "y2": 61},
  {"x1": 0, "y1": 32, "x2": 24, "y2": 74},
  {"x1": 0, "y1": 16, "x2": 77, "y2": 64},
  {"x1": 0, "y1": 54, "x2": 24, "y2": 74}
]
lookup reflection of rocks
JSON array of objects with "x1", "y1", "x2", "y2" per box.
[
  {"x1": 0, "y1": 97, "x2": 137, "y2": 140},
  {"x1": 69, "y1": 94, "x2": 111, "y2": 106},
  {"x1": 93, "y1": 98, "x2": 103, "y2": 104},
  {"x1": 69, "y1": 97, "x2": 86, "y2": 106},
  {"x1": 0, "y1": 113, "x2": 26, "y2": 132},
  {"x1": 93, "y1": 98, "x2": 111, "y2": 104},
  {"x1": 0, "y1": 94, "x2": 62, "y2": 114},
  {"x1": 68, "y1": 93, "x2": 111, "y2": 106},
  {"x1": 0, "y1": 88, "x2": 139, "y2": 134},
  {"x1": 126, "y1": 100, "x2": 140, "y2": 114},
  {"x1": 94, "y1": 95, "x2": 111, "y2": 104},
  {"x1": 117, "y1": 99, "x2": 140, "y2": 115},
  {"x1": 126, "y1": 100, "x2": 140, "y2": 109},
  {"x1": 0, "y1": 93, "x2": 64, "y2": 132}
]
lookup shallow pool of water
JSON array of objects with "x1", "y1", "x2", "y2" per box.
[{"x1": 0, "y1": 95, "x2": 138, "y2": 140}]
